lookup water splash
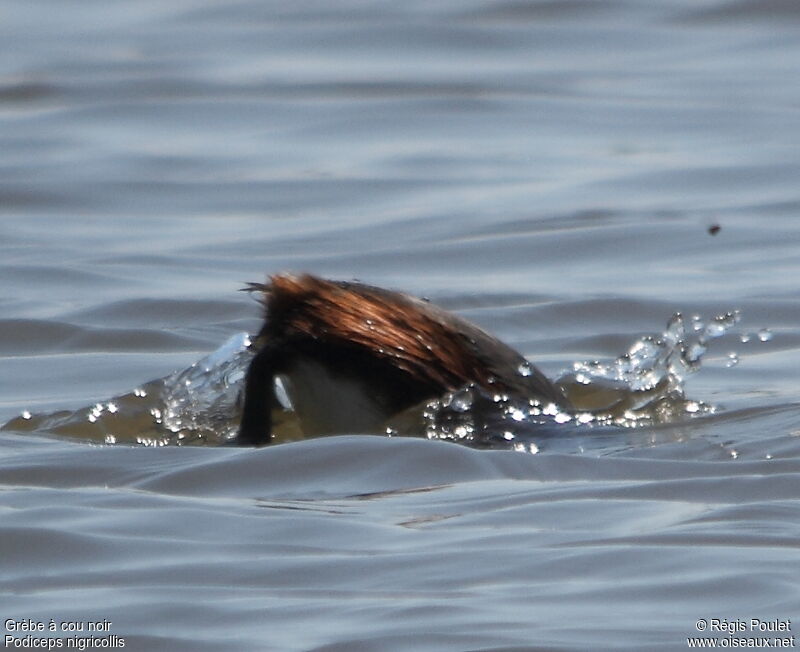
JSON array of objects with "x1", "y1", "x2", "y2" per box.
[
  {"x1": 422, "y1": 386, "x2": 573, "y2": 449},
  {"x1": 555, "y1": 311, "x2": 743, "y2": 428},
  {"x1": 421, "y1": 310, "x2": 749, "y2": 449},
  {"x1": 156, "y1": 332, "x2": 252, "y2": 444},
  {"x1": 4, "y1": 333, "x2": 254, "y2": 446},
  {"x1": 3, "y1": 310, "x2": 767, "y2": 450}
]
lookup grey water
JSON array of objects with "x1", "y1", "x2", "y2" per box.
[{"x1": 3, "y1": 1, "x2": 800, "y2": 650}]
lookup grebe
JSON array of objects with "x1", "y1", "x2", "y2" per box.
[{"x1": 237, "y1": 274, "x2": 570, "y2": 445}]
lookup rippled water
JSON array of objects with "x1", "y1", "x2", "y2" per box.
[{"x1": 3, "y1": 1, "x2": 800, "y2": 650}]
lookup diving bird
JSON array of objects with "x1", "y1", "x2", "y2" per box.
[{"x1": 237, "y1": 273, "x2": 569, "y2": 445}]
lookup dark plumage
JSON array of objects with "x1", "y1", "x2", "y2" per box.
[{"x1": 237, "y1": 274, "x2": 569, "y2": 445}]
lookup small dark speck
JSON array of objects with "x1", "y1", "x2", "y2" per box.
[{"x1": 708, "y1": 224, "x2": 721, "y2": 235}]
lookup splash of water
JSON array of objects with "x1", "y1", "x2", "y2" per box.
[
  {"x1": 4, "y1": 311, "x2": 760, "y2": 449},
  {"x1": 155, "y1": 332, "x2": 252, "y2": 444},
  {"x1": 555, "y1": 311, "x2": 742, "y2": 427},
  {"x1": 422, "y1": 310, "x2": 746, "y2": 449},
  {"x1": 4, "y1": 333, "x2": 253, "y2": 446}
]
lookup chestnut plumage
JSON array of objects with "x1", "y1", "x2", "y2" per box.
[{"x1": 237, "y1": 274, "x2": 569, "y2": 445}]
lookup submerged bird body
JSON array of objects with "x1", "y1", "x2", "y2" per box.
[{"x1": 237, "y1": 274, "x2": 568, "y2": 445}]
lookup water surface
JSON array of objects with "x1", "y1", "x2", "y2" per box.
[{"x1": 2, "y1": 1, "x2": 800, "y2": 650}]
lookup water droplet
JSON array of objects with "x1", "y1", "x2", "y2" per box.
[
  {"x1": 21, "y1": 410, "x2": 31, "y2": 420},
  {"x1": 450, "y1": 388, "x2": 473, "y2": 413},
  {"x1": 740, "y1": 333, "x2": 751, "y2": 343},
  {"x1": 502, "y1": 431, "x2": 515, "y2": 441},
  {"x1": 725, "y1": 352, "x2": 739, "y2": 368},
  {"x1": 704, "y1": 321, "x2": 726, "y2": 338},
  {"x1": 665, "y1": 313, "x2": 685, "y2": 344},
  {"x1": 684, "y1": 342, "x2": 707, "y2": 364},
  {"x1": 104, "y1": 435, "x2": 116, "y2": 444},
  {"x1": 629, "y1": 337, "x2": 660, "y2": 359},
  {"x1": 757, "y1": 328, "x2": 773, "y2": 342},
  {"x1": 517, "y1": 361, "x2": 532, "y2": 377},
  {"x1": 511, "y1": 441, "x2": 539, "y2": 454},
  {"x1": 730, "y1": 449, "x2": 738, "y2": 459}
]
